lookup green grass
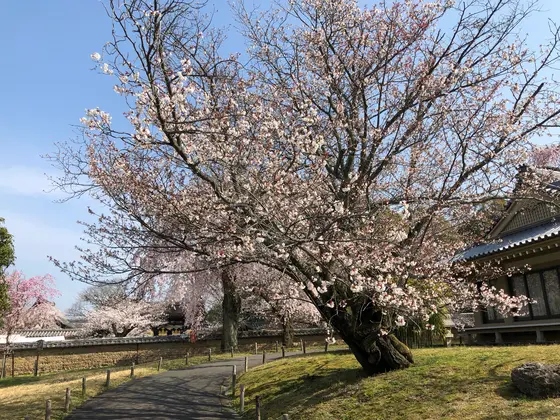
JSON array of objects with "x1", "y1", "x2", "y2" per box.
[{"x1": 232, "y1": 346, "x2": 560, "y2": 420}]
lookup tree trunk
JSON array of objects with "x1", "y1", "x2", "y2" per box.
[
  {"x1": 329, "y1": 306, "x2": 414, "y2": 375},
  {"x1": 221, "y1": 267, "x2": 241, "y2": 352},
  {"x1": 281, "y1": 315, "x2": 294, "y2": 347}
]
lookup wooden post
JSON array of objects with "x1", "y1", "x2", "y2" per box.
[
  {"x1": 105, "y1": 369, "x2": 111, "y2": 387},
  {"x1": 244, "y1": 356, "x2": 249, "y2": 373},
  {"x1": 240, "y1": 384, "x2": 245, "y2": 412},
  {"x1": 185, "y1": 351, "x2": 189, "y2": 366},
  {"x1": 281, "y1": 346, "x2": 285, "y2": 358},
  {"x1": 282, "y1": 415, "x2": 289, "y2": 420},
  {"x1": 0, "y1": 353, "x2": 6, "y2": 379},
  {"x1": 256, "y1": 395, "x2": 261, "y2": 420},
  {"x1": 300, "y1": 341, "x2": 304, "y2": 352},
  {"x1": 324, "y1": 342, "x2": 329, "y2": 353},
  {"x1": 231, "y1": 347, "x2": 234, "y2": 358},
  {"x1": 130, "y1": 363, "x2": 135, "y2": 377},
  {"x1": 158, "y1": 357, "x2": 162, "y2": 371},
  {"x1": 82, "y1": 377, "x2": 86, "y2": 397},
  {"x1": 232, "y1": 365, "x2": 237, "y2": 397},
  {"x1": 33, "y1": 358, "x2": 39, "y2": 377},
  {"x1": 208, "y1": 348, "x2": 212, "y2": 361},
  {"x1": 254, "y1": 342, "x2": 258, "y2": 355},
  {"x1": 64, "y1": 387, "x2": 71, "y2": 412},
  {"x1": 275, "y1": 341, "x2": 279, "y2": 352},
  {"x1": 262, "y1": 350, "x2": 266, "y2": 364},
  {"x1": 11, "y1": 351, "x2": 14, "y2": 378},
  {"x1": 45, "y1": 399, "x2": 52, "y2": 420},
  {"x1": 303, "y1": 341, "x2": 307, "y2": 354}
]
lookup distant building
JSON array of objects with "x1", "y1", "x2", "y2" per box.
[{"x1": 459, "y1": 167, "x2": 560, "y2": 344}]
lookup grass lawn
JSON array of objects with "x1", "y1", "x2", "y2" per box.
[
  {"x1": 0, "y1": 351, "x2": 248, "y2": 420},
  {"x1": 233, "y1": 346, "x2": 560, "y2": 420}
]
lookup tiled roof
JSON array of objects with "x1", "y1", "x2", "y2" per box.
[
  {"x1": 14, "y1": 329, "x2": 82, "y2": 338},
  {"x1": 456, "y1": 219, "x2": 560, "y2": 261}
]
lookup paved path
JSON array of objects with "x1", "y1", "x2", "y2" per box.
[{"x1": 66, "y1": 351, "x2": 299, "y2": 420}]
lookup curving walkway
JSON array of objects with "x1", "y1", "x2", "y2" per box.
[{"x1": 66, "y1": 351, "x2": 298, "y2": 420}]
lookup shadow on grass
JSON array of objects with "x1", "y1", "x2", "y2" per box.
[
  {"x1": 0, "y1": 375, "x2": 42, "y2": 388},
  {"x1": 244, "y1": 364, "x2": 367, "y2": 417}
]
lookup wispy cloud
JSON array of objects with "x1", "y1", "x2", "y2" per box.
[{"x1": 0, "y1": 165, "x2": 60, "y2": 197}]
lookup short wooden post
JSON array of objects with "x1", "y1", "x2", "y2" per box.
[
  {"x1": 303, "y1": 341, "x2": 307, "y2": 354},
  {"x1": 105, "y1": 369, "x2": 111, "y2": 387},
  {"x1": 324, "y1": 342, "x2": 329, "y2": 353},
  {"x1": 64, "y1": 387, "x2": 71, "y2": 412},
  {"x1": 256, "y1": 395, "x2": 261, "y2": 420},
  {"x1": 0, "y1": 353, "x2": 6, "y2": 379},
  {"x1": 130, "y1": 363, "x2": 135, "y2": 377},
  {"x1": 240, "y1": 384, "x2": 246, "y2": 412},
  {"x1": 185, "y1": 351, "x2": 189, "y2": 366},
  {"x1": 232, "y1": 365, "x2": 237, "y2": 397},
  {"x1": 244, "y1": 356, "x2": 249, "y2": 373},
  {"x1": 282, "y1": 415, "x2": 289, "y2": 420},
  {"x1": 158, "y1": 357, "x2": 162, "y2": 371},
  {"x1": 82, "y1": 377, "x2": 86, "y2": 397},
  {"x1": 262, "y1": 350, "x2": 266, "y2": 364},
  {"x1": 281, "y1": 346, "x2": 285, "y2": 358},
  {"x1": 254, "y1": 342, "x2": 258, "y2": 355},
  {"x1": 33, "y1": 358, "x2": 39, "y2": 377},
  {"x1": 45, "y1": 399, "x2": 52, "y2": 420},
  {"x1": 275, "y1": 341, "x2": 279, "y2": 352},
  {"x1": 300, "y1": 340, "x2": 304, "y2": 352},
  {"x1": 208, "y1": 348, "x2": 212, "y2": 361},
  {"x1": 231, "y1": 347, "x2": 234, "y2": 358}
]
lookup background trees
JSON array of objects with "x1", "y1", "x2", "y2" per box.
[
  {"x1": 0, "y1": 218, "x2": 15, "y2": 326},
  {"x1": 0, "y1": 271, "x2": 61, "y2": 346},
  {"x1": 68, "y1": 285, "x2": 167, "y2": 337},
  {"x1": 51, "y1": 0, "x2": 560, "y2": 374}
]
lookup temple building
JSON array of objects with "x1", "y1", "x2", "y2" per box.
[
  {"x1": 459, "y1": 167, "x2": 560, "y2": 344},
  {"x1": 151, "y1": 305, "x2": 188, "y2": 336}
]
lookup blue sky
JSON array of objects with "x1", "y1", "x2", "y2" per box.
[{"x1": 0, "y1": 0, "x2": 558, "y2": 311}]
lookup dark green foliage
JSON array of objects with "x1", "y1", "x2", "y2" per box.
[
  {"x1": 0, "y1": 217, "x2": 15, "y2": 327},
  {"x1": 0, "y1": 218, "x2": 15, "y2": 273}
]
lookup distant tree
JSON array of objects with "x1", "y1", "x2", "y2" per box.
[
  {"x1": 72, "y1": 285, "x2": 166, "y2": 337},
  {"x1": 0, "y1": 218, "x2": 14, "y2": 274},
  {"x1": 0, "y1": 271, "x2": 61, "y2": 347},
  {"x1": 0, "y1": 218, "x2": 15, "y2": 326}
]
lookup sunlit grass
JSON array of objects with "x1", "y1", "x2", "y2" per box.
[{"x1": 233, "y1": 346, "x2": 560, "y2": 420}]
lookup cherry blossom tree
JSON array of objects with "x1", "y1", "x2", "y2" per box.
[
  {"x1": 71, "y1": 284, "x2": 166, "y2": 337},
  {"x1": 0, "y1": 271, "x2": 61, "y2": 347},
  {"x1": 49, "y1": 0, "x2": 560, "y2": 374}
]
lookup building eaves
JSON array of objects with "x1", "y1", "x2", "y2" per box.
[{"x1": 456, "y1": 219, "x2": 560, "y2": 261}]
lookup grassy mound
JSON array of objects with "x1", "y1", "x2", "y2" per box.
[{"x1": 233, "y1": 346, "x2": 560, "y2": 419}]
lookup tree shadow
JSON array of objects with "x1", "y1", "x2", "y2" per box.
[
  {"x1": 243, "y1": 364, "x2": 367, "y2": 416},
  {"x1": 0, "y1": 375, "x2": 42, "y2": 388}
]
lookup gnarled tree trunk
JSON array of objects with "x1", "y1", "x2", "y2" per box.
[
  {"x1": 328, "y1": 305, "x2": 413, "y2": 375},
  {"x1": 221, "y1": 267, "x2": 241, "y2": 352}
]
